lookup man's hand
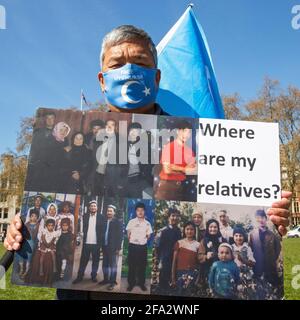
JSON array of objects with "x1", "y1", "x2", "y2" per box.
[
  {"x1": 4, "y1": 213, "x2": 23, "y2": 251},
  {"x1": 267, "y1": 191, "x2": 292, "y2": 236}
]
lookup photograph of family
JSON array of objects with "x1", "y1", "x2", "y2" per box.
[
  {"x1": 14, "y1": 108, "x2": 284, "y2": 300},
  {"x1": 151, "y1": 201, "x2": 283, "y2": 300},
  {"x1": 25, "y1": 108, "x2": 160, "y2": 200},
  {"x1": 25, "y1": 108, "x2": 201, "y2": 203},
  {"x1": 12, "y1": 195, "x2": 284, "y2": 300},
  {"x1": 11, "y1": 192, "x2": 80, "y2": 289}
]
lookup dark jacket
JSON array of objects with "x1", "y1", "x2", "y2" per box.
[
  {"x1": 102, "y1": 217, "x2": 123, "y2": 252},
  {"x1": 92, "y1": 132, "x2": 126, "y2": 192},
  {"x1": 63, "y1": 145, "x2": 92, "y2": 194},
  {"x1": 82, "y1": 212, "x2": 105, "y2": 246},
  {"x1": 155, "y1": 225, "x2": 182, "y2": 263},
  {"x1": 124, "y1": 130, "x2": 154, "y2": 186},
  {"x1": 249, "y1": 228, "x2": 281, "y2": 285}
]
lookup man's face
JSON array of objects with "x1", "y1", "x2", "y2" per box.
[
  {"x1": 45, "y1": 115, "x2": 55, "y2": 128},
  {"x1": 89, "y1": 203, "x2": 98, "y2": 214},
  {"x1": 98, "y1": 39, "x2": 161, "y2": 112},
  {"x1": 177, "y1": 128, "x2": 191, "y2": 143},
  {"x1": 129, "y1": 128, "x2": 140, "y2": 141},
  {"x1": 106, "y1": 208, "x2": 115, "y2": 219},
  {"x1": 136, "y1": 207, "x2": 145, "y2": 219},
  {"x1": 92, "y1": 125, "x2": 102, "y2": 136},
  {"x1": 219, "y1": 212, "x2": 228, "y2": 226},
  {"x1": 105, "y1": 120, "x2": 116, "y2": 135},
  {"x1": 35, "y1": 197, "x2": 42, "y2": 207},
  {"x1": 192, "y1": 213, "x2": 202, "y2": 226},
  {"x1": 256, "y1": 216, "x2": 267, "y2": 228},
  {"x1": 168, "y1": 213, "x2": 180, "y2": 226}
]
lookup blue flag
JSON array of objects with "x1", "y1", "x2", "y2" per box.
[{"x1": 156, "y1": 5, "x2": 225, "y2": 119}]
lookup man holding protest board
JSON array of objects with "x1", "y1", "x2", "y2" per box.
[{"x1": 4, "y1": 24, "x2": 291, "y2": 300}]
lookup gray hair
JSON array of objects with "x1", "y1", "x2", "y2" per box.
[{"x1": 100, "y1": 25, "x2": 157, "y2": 67}]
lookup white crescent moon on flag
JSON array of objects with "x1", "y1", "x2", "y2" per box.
[{"x1": 121, "y1": 81, "x2": 142, "y2": 104}]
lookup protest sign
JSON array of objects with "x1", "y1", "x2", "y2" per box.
[
  {"x1": 197, "y1": 119, "x2": 281, "y2": 206},
  {"x1": 11, "y1": 108, "x2": 283, "y2": 300}
]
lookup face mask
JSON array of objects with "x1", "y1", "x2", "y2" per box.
[{"x1": 102, "y1": 63, "x2": 158, "y2": 109}]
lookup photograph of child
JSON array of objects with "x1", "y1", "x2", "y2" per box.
[
  {"x1": 15, "y1": 208, "x2": 40, "y2": 280},
  {"x1": 12, "y1": 192, "x2": 79, "y2": 288},
  {"x1": 171, "y1": 221, "x2": 201, "y2": 296},
  {"x1": 56, "y1": 218, "x2": 74, "y2": 280},
  {"x1": 25, "y1": 194, "x2": 46, "y2": 223},
  {"x1": 121, "y1": 199, "x2": 154, "y2": 295},
  {"x1": 71, "y1": 196, "x2": 125, "y2": 293},
  {"x1": 57, "y1": 201, "x2": 75, "y2": 233},
  {"x1": 198, "y1": 218, "x2": 227, "y2": 293},
  {"x1": 30, "y1": 217, "x2": 61, "y2": 285},
  {"x1": 151, "y1": 201, "x2": 283, "y2": 300},
  {"x1": 38, "y1": 203, "x2": 60, "y2": 232},
  {"x1": 208, "y1": 243, "x2": 240, "y2": 299},
  {"x1": 154, "y1": 117, "x2": 198, "y2": 202}
]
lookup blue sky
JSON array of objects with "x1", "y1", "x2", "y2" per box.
[{"x1": 0, "y1": 0, "x2": 299, "y2": 154}]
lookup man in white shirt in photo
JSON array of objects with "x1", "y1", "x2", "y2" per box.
[
  {"x1": 73, "y1": 200, "x2": 105, "y2": 284},
  {"x1": 218, "y1": 210, "x2": 234, "y2": 243},
  {"x1": 126, "y1": 202, "x2": 153, "y2": 292}
]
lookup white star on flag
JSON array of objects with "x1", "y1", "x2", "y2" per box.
[{"x1": 143, "y1": 86, "x2": 151, "y2": 96}]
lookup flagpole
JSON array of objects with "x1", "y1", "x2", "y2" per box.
[{"x1": 80, "y1": 89, "x2": 83, "y2": 111}]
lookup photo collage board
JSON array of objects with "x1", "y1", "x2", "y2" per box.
[{"x1": 11, "y1": 108, "x2": 284, "y2": 300}]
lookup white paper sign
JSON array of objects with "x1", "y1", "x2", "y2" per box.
[{"x1": 197, "y1": 118, "x2": 281, "y2": 206}]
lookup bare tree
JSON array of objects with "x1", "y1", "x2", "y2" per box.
[
  {"x1": 243, "y1": 77, "x2": 300, "y2": 195},
  {"x1": 222, "y1": 93, "x2": 243, "y2": 120}
]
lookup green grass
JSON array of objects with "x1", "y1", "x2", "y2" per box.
[
  {"x1": 0, "y1": 244, "x2": 56, "y2": 300},
  {"x1": 283, "y1": 238, "x2": 300, "y2": 300},
  {"x1": 0, "y1": 239, "x2": 299, "y2": 300}
]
